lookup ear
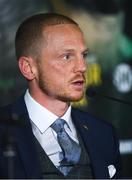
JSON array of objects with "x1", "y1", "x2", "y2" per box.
[{"x1": 18, "y1": 56, "x2": 36, "y2": 80}]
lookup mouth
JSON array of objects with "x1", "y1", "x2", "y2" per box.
[{"x1": 71, "y1": 80, "x2": 85, "y2": 90}]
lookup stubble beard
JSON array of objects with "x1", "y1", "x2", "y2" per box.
[{"x1": 38, "y1": 75, "x2": 85, "y2": 103}]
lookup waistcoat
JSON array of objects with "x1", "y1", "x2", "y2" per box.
[{"x1": 34, "y1": 128, "x2": 94, "y2": 179}]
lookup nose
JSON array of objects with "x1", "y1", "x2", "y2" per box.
[{"x1": 74, "y1": 58, "x2": 87, "y2": 73}]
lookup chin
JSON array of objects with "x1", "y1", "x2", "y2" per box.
[
  {"x1": 59, "y1": 93, "x2": 84, "y2": 102},
  {"x1": 70, "y1": 97, "x2": 83, "y2": 102},
  {"x1": 69, "y1": 93, "x2": 84, "y2": 102},
  {"x1": 58, "y1": 90, "x2": 85, "y2": 102}
]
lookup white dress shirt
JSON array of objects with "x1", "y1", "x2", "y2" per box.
[{"x1": 24, "y1": 90, "x2": 79, "y2": 167}]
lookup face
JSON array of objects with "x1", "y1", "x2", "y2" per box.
[{"x1": 35, "y1": 24, "x2": 88, "y2": 102}]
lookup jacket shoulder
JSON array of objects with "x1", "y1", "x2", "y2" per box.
[{"x1": 72, "y1": 107, "x2": 114, "y2": 130}]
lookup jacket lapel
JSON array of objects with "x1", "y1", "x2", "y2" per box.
[
  {"x1": 11, "y1": 96, "x2": 42, "y2": 178},
  {"x1": 71, "y1": 108, "x2": 109, "y2": 179}
]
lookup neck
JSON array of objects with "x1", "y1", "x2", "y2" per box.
[{"x1": 28, "y1": 88, "x2": 70, "y2": 117}]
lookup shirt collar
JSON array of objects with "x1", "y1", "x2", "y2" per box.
[{"x1": 24, "y1": 90, "x2": 71, "y2": 133}]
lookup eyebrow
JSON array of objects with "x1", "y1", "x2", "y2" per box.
[
  {"x1": 82, "y1": 48, "x2": 89, "y2": 54},
  {"x1": 61, "y1": 47, "x2": 89, "y2": 53}
]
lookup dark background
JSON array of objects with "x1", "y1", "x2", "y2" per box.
[{"x1": 0, "y1": 0, "x2": 132, "y2": 177}]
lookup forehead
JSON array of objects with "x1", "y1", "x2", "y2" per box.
[
  {"x1": 42, "y1": 24, "x2": 86, "y2": 49},
  {"x1": 44, "y1": 23, "x2": 81, "y2": 33}
]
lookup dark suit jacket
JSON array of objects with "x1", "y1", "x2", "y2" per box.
[{"x1": 0, "y1": 96, "x2": 121, "y2": 179}]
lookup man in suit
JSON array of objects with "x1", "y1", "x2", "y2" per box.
[{"x1": 0, "y1": 13, "x2": 121, "y2": 179}]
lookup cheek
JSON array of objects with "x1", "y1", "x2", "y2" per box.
[
  {"x1": 49, "y1": 63, "x2": 67, "y2": 80},
  {"x1": 43, "y1": 66, "x2": 65, "y2": 86},
  {"x1": 39, "y1": 60, "x2": 73, "y2": 86}
]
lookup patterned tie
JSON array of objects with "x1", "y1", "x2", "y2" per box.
[{"x1": 51, "y1": 119, "x2": 81, "y2": 176}]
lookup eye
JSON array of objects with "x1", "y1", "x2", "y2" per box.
[
  {"x1": 83, "y1": 52, "x2": 88, "y2": 59},
  {"x1": 63, "y1": 53, "x2": 71, "y2": 60}
]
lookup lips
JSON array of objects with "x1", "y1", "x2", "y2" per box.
[
  {"x1": 71, "y1": 79, "x2": 85, "y2": 90},
  {"x1": 72, "y1": 78, "x2": 85, "y2": 84},
  {"x1": 73, "y1": 80, "x2": 84, "y2": 85}
]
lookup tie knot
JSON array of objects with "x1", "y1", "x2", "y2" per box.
[{"x1": 51, "y1": 119, "x2": 66, "y2": 133}]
